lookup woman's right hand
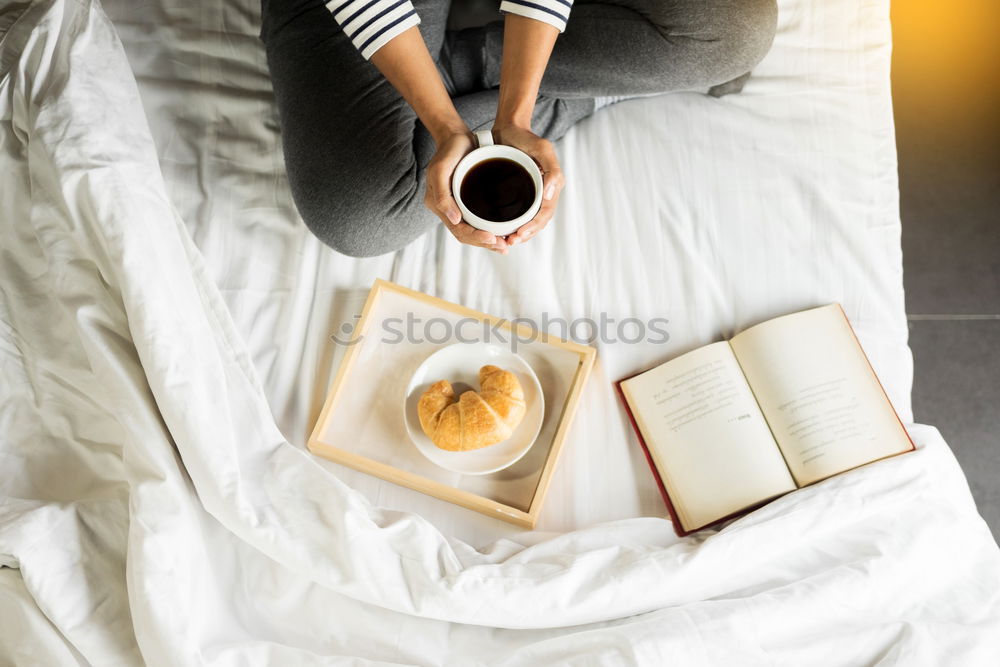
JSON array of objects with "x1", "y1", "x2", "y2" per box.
[
  {"x1": 424, "y1": 131, "x2": 511, "y2": 255},
  {"x1": 366, "y1": 26, "x2": 507, "y2": 253}
]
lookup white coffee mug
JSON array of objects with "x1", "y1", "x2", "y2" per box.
[{"x1": 451, "y1": 130, "x2": 543, "y2": 236}]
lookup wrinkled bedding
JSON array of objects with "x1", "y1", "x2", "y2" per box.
[{"x1": 1, "y1": 0, "x2": 999, "y2": 664}]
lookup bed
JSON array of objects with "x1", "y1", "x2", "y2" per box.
[{"x1": 1, "y1": 0, "x2": 998, "y2": 663}]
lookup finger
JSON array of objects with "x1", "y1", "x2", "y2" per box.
[
  {"x1": 543, "y1": 172, "x2": 564, "y2": 202},
  {"x1": 451, "y1": 221, "x2": 497, "y2": 245},
  {"x1": 472, "y1": 229, "x2": 508, "y2": 253},
  {"x1": 471, "y1": 228, "x2": 499, "y2": 245},
  {"x1": 425, "y1": 164, "x2": 462, "y2": 225},
  {"x1": 541, "y1": 164, "x2": 565, "y2": 202},
  {"x1": 507, "y1": 173, "x2": 561, "y2": 247},
  {"x1": 509, "y1": 214, "x2": 550, "y2": 244},
  {"x1": 444, "y1": 223, "x2": 488, "y2": 245},
  {"x1": 525, "y1": 142, "x2": 562, "y2": 190},
  {"x1": 508, "y1": 199, "x2": 556, "y2": 244},
  {"x1": 446, "y1": 221, "x2": 506, "y2": 252},
  {"x1": 485, "y1": 235, "x2": 509, "y2": 253},
  {"x1": 508, "y1": 221, "x2": 544, "y2": 245}
]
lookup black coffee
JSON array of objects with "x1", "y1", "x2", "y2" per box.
[{"x1": 460, "y1": 158, "x2": 535, "y2": 222}]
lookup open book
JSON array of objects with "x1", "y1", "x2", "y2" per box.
[{"x1": 615, "y1": 303, "x2": 914, "y2": 537}]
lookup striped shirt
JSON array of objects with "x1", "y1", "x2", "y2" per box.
[{"x1": 325, "y1": 0, "x2": 574, "y2": 60}]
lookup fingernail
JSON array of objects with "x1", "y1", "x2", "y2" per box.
[
  {"x1": 448, "y1": 209, "x2": 461, "y2": 224},
  {"x1": 544, "y1": 184, "x2": 556, "y2": 200}
]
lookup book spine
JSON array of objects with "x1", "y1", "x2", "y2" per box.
[{"x1": 613, "y1": 377, "x2": 693, "y2": 538}]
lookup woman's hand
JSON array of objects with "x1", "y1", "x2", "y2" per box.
[
  {"x1": 368, "y1": 27, "x2": 508, "y2": 254},
  {"x1": 424, "y1": 131, "x2": 511, "y2": 254},
  {"x1": 493, "y1": 124, "x2": 565, "y2": 247},
  {"x1": 492, "y1": 15, "x2": 563, "y2": 248}
]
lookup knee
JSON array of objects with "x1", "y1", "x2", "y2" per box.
[
  {"x1": 293, "y1": 187, "x2": 428, "y2": 258},
  {"x1": 711, "y1": 0, "x2": 779, "y2": 81},
  {"x1": 283, "y1": 148, "x2": 433, "y2": 257},
  {"x1": 299, "y1": 207, "x2": 397, "y2": 258},
  {"x1": 651, "y1": 0, "x2": 778, "y2": 88}
]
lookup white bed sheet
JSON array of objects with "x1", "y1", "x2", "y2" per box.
[
  {"x1": 1, "y1": 0, "x2": 999, "y2": 664},
  {"x1": 104, "y1": 0, "x2": 915, "y2": 545}
]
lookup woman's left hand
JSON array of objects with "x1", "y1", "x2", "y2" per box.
[{"x1": 492, "y1": 124, "x2": 565, "y2": 247}]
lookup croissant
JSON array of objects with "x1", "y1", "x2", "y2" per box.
[{"x1": 417, "y1": 365, "x2": 527, "y2": 451}]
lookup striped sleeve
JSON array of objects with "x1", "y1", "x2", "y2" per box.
[
  {"x1": 498, "y1": 0, "x2": 573, "y2": 32},
  {"x1": 325, "y1": 0, "x2": 421, "y2": 60}
]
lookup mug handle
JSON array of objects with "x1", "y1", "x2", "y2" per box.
[{"x1": 474, "y1": 129, "x2": 494, "y2": 148}]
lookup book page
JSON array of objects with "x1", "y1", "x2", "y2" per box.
[
  {"x1": 621, "y1": 342, "x2": 796, "y2": 532},
  {"x1": 729, "y1": 304, "x2": 913, "y2": 487}
]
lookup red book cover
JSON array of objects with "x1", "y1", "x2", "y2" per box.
[
  {"x1": 616, "y1": 374, "x2": 775, "y2": 537},
  {"x1": 613, "y1": 372, "x2": 692, "y2": 537}
]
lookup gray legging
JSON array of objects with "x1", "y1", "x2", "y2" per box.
[{"x1": 259, "y1": 0, "x2": 778, "y2": 257}]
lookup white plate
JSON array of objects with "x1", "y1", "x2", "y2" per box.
[{"x1": 403, "y1": 343, "x2": 545, "y2": 475}]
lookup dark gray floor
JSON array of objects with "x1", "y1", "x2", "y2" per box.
[{"x1": 893, "y1": 2, "x2": 1000, "y2": 542}]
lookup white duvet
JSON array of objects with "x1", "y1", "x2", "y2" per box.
[{"x1": 1, "y1": 0, "x2": 999, "y2": 664}]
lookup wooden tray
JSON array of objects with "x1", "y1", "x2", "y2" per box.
[{"x1": 307, "y1": 279, "x2": 596, "y2": 527}]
